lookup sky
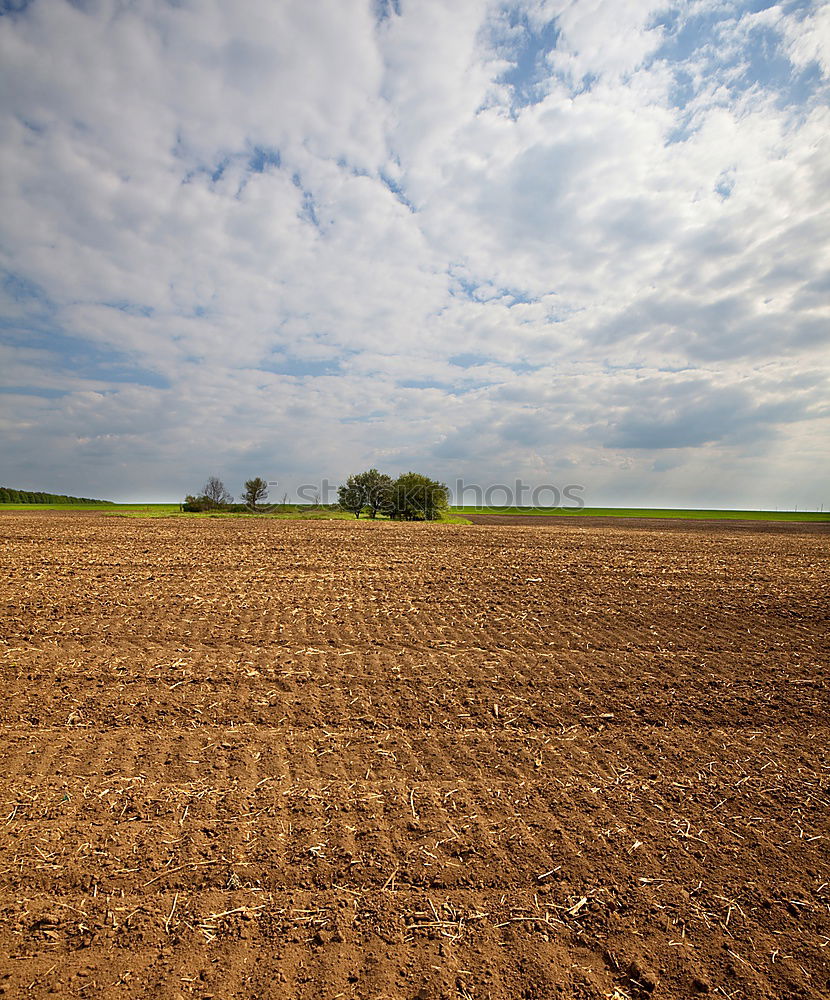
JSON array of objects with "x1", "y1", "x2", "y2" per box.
[{"x1": 1, "y1": 0, "x2": 828, "y2": 508}]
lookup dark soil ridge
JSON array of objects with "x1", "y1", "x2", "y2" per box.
[{"x1": 465, "y1": 512, "x2": 830, "y2": 532}]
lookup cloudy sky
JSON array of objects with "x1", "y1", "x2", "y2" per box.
[{"x1": 1, "y1": 0, "x2": 828, "y2": 507}]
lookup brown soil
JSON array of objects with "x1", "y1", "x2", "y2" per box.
[{"x1": 0, "y1": 511, "x2": 828, "y2": 1000}]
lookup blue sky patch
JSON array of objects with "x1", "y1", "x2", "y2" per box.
[
  {"x1": 373, "y1": 0, "x2": 401, "y2": 23},
  {"x1": 450, "y1": 352, "x2": 488, "y2": 369},
  {"x1": 3, "y1": 270, "x2": 48, "y2": 305},
  {"x1": 0, "y1": 385, "x2": 68, "y2": 398},
  {"x1": 5, "y1": 328, "x2": 170, "y2": 389},
  {"x1": 101, "y1": 300, "x2": 155, "y2": 318},
  {"x1": 260, "y1": 355, "x2": 341, "y2": 377},
  {"x1": 491, "y1": 8, "x2": 562, "y2": 109},
  {"x1": 291, "y1": 173, "x2": 323, "y2": 230},
  {"x1": 0, "y1": 0, "x2": 34, "y2": 15},
  {"x1": 653, "y1": 1, "x2": 826, "y2": 121},
  {"x1": 248, "y1": 145, "x2": 281, "y2": 173},
  {"x1": 379, "y1": 172, "x2": 415, "y2": 211}
]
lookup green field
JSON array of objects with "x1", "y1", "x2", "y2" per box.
[
  {"x1": 0, "y1": 502, "x2": 180, "y2": 514},
  {"x1": 452, "y1": 505, "x2": 829, "y2": 522},
  {"x1": 0, "y1": 502, "x2": 471, "y2": 523},
  {"x1": 0, "y1": 502, "x2": 349, "y2": 519},
  {"x1": 1, "y1": 502, "x2": 826, "y2": 524}
]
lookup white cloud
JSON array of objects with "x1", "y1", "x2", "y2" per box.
[
  {"x1": 782, "y1": 1, "x2": 830, "y2": 77},
  {"x1": 0, "y1": 0, "x2": 828, "y2": 507},
  {"x1": 545, "y1": 0, "x2": 668, "y2": 84}
]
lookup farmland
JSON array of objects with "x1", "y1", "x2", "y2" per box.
[
  {"x1": 1, "y1": 502, "x2": 827, "y2": 525},
  {"x1": 455, "y1": 507, "x2": 830, "y2": 523},
  {"x1": 0, "y1": 511, "x2": 828, "y2": 1000}
]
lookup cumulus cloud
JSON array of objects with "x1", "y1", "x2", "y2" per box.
[{"x1": 0, "y1": 0, "x2": 828, "y2": 507}]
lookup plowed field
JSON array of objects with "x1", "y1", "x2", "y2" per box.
[{"x1": 1, "y1": 512, "x2": 828, "y2": 1000}]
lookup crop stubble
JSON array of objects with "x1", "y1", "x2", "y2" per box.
[{"x1": 0, "y1": 512, "x2": 828, "y2": 999}]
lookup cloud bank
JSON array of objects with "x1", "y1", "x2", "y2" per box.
[{"x1": 1, "y1": 0, "x2": 828, "y2": 507}]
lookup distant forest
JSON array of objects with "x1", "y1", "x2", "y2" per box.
[{"x1": 0, "y1": 487, "x2": 113, "y2": 504}]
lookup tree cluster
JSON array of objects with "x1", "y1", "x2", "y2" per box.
[
  {"x1": 183, "y1": 471, "x2": 450, "y2": 520},
  {"x1": 0, "y1": 487, "x2": 111, "y2": 504},
  {"x1": 183, "y1": 476, "x2": 271, "y2": 512},
  {"x1": 338, "y1": 469, "x2": 449, "y2": 521}
]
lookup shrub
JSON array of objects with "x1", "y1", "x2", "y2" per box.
[{"x1": 388, "y1": 472, "x2": 449, "y2": 521}]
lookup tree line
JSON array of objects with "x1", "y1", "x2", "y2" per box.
[
  {"x1": 0, "y1": 487, "x2": 112, "y2": 504},
  {"x1": 184, "y1": 470, "x2": 450, "y2": 520},
  {"x1": 183, "y1": 476, "x2": 271, "y2": 512}
]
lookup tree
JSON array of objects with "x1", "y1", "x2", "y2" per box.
[
  {"x1": 338, "y1": 469, "x2": 395, "y2": 519},
  {"x1": 338, "y1": 477, "x2": 367, "y2": 518},
  {"x1": 243, "y1": 477, "x2": 269, "y2": 511},
  {"x1": 359, "y1": 468, "x2": 394, "y2": 518},
  {"x1": 388, "y1": 472, "x2": 449, "y2": 521},
  {"x1": 202, "y1": 476, "x2": 233, "y2": 508}
]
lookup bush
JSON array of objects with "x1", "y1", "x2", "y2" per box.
[
  {"x1": 388, "y1": 472, "x2": 449, "y2": 521},
  {"x1": 183, "y1": 477, "x2": 237, "y2": 512},
  {"x1": 182, "y1": 495, "x2": 212, "y2": 512}
]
